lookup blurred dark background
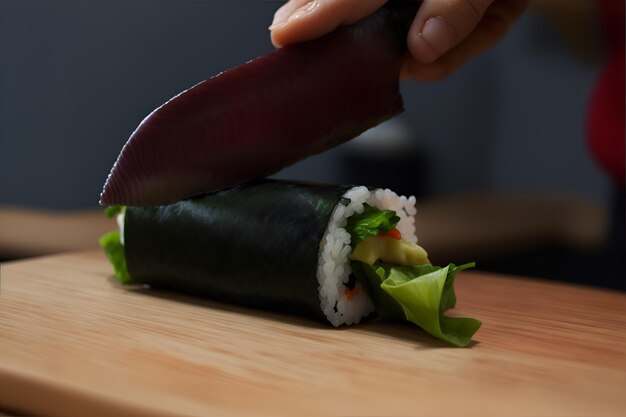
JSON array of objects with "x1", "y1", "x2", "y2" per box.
[{"x1": 1, "y1": 1, "x2": 623, "y2": 288}]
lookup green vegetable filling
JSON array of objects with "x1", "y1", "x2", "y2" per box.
[
  {"x1": 104, "y1": 205, "x2": 125, "y2": 218},
  {"x1": 346, "y1": 204, "x2": 400, "y2": 249},
  {"x1": 99, "y1": 207, "x2": 133, "y2": 284},
  {"x1": 348, "y1": 204, "x2": 481, "y2": 347}
]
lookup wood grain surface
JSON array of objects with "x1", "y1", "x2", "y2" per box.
[
  {"x1": 1, "y1": 250, "x2": 625, "y2": 417},
  {"x1": 0, "y1": 206, "x2": 116, "y2": 259}
]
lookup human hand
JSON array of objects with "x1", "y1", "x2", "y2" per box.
[{"x1": 270, "y1": 0, "x2": 528, "y2": 81}]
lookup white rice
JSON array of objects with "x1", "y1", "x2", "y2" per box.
[
  {"x1": 117, "y1": 212, "x2": 125, "y2": 245},
  {"x1": 317, "y1": 187, "x2": 417, "y2": 327}
]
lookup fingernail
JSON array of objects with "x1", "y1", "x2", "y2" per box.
[
  {"x1": 269, "y1": 0, "x2": 318, "y2": 30},
  {"x1": 419, "y1": 16, "x2": 458, "y2": 57},
  {"x1": 268, "y1": 20, "x2": 289, "y2": 31}
]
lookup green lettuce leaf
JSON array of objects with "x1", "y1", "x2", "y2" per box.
[
  {"x1": 99, "y1": 230, "x2": 133, "y2": 284},
  {"x1": 104, "y1": 205, "x2": 125, "y2": 218},
  {"x1": 350, "y1": 261, "x2": 405, "y2": 320},
  {"x1": 352, "y1": 262, "x2": 481, "y2": 347},
  {"x1": 346, "y1": 204, "x2": 400, "y2": 249}
]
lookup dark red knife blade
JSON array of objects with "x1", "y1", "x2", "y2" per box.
[{"x1": 100, "y1": 1, "x2": 418, "y2": 206}]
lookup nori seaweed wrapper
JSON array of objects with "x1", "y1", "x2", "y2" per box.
[{"x1": 124, "y1": 179, "x2": 351, "y2": 322}]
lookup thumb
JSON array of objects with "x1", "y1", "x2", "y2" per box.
[
  {"x1": 408, "y1": 0, "x2": 494, "y2": 63},
  {"x1": 270, "y1": 0, "x2": 388, "y2": 47}
]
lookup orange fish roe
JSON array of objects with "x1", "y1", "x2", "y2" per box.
[
  {"x1": 344, "y1": 286, "x2": 359, "y2": 301},
  {"x1": 378, "y1": 227, "x2": 402, "y2": 240}
]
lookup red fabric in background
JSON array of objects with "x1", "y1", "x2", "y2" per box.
[{"x1": 587, "y1": 0, "x2": 625, "y2": 185}]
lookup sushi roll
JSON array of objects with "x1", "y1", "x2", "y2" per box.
[{"x1": 101, "y1": 179, "x2": 481, "y2": 346}]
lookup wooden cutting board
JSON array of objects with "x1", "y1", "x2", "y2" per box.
[{"x1": 1, "y1": 250, "x2": 625, "y2": 416}]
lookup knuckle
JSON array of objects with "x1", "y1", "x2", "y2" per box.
[
  {"x1": 457, "y1": 0, "x2": 490, "y2": 29},
  {"x1": 464, "y1": 0, "x2": 483, "y2": 22}
]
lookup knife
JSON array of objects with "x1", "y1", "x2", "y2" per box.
[{"x1": 100, "y1": 0, "x2": 419, "y2": 206}]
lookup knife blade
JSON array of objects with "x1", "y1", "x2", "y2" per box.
[{"x1": 100, "y1": 1, "x2": 419, "y2": 206}]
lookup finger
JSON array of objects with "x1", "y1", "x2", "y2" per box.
[
  {"x1": 270, "y1": 0, "x2": 388, "y2": 47},
  {"x1": 271, "y1": 0, "x2": 314, "y2": 31},
  {"x1": 408, "y1": 0, "x2": 495, "y2": 63},
  {"x1": 402, "y1": 0, "x2": 528, "y2": 80}
]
